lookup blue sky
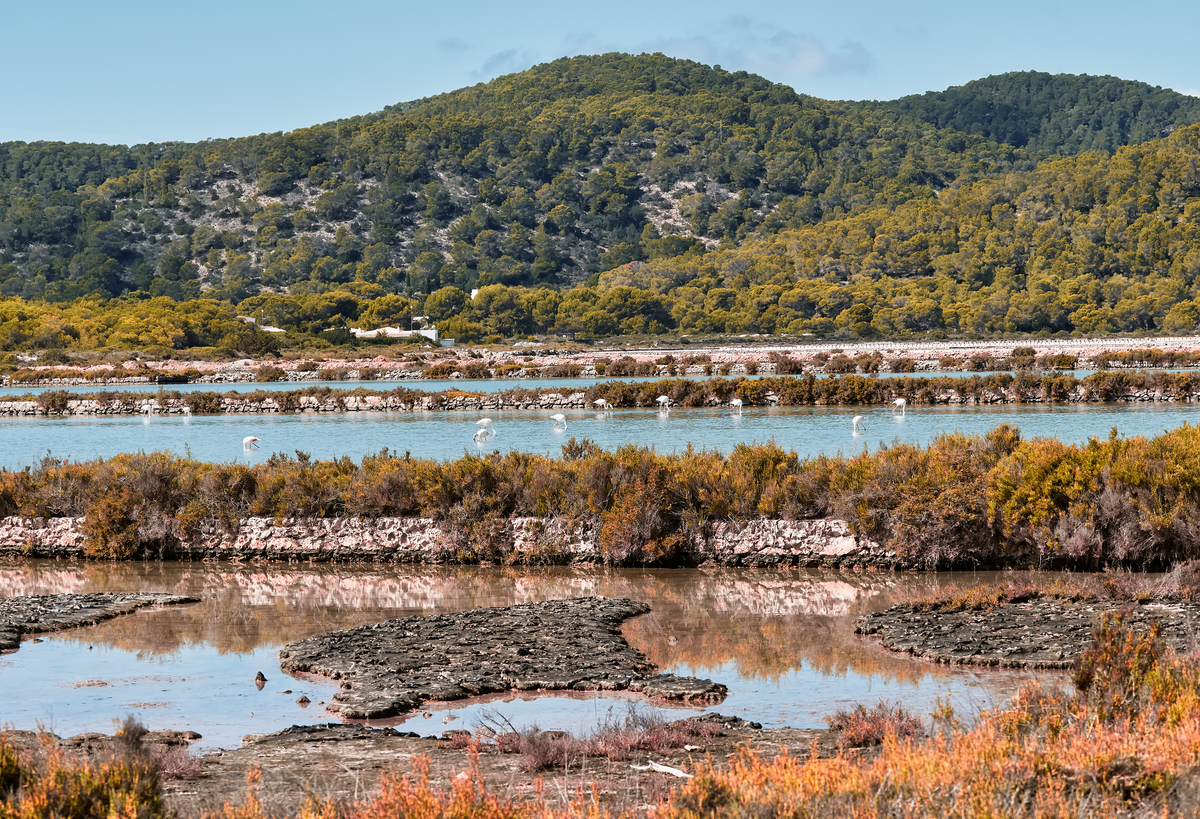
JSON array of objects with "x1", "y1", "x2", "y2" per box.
[{"x1": 3, "y1": 0, "x2": 1197, "y2": 146}]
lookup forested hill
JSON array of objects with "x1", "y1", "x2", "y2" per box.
[
  {"x1": 2, "y1": 54, "x2": 1200, "y2": 351},
  {"x1": 1, "y1": 53, "x2": 1031, "y2": 304},
  {"x1": 875, "y1": 72, "x2": 1200, "y2": 155}
]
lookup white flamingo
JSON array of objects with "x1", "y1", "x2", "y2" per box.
[
  {"x1": 593, "y1": 398, "x2": 609, "y2": 411},
  {"x1": 472, "y1": 428, "x2": 489, "y2": 444},
  {"x1": 852, "y1": 416, "x2": 866, "y2": 434},
  {"x1": 550, "y1": 413, "x2": 567, "y2": 430},
  {"x1": 475, "y1": 418, "x2": 496, "y2": 437},
  {"x1": 182, "y1": 406, "x2": 192, "y2": 416},
  {"x1": 243, "y1": 436, "x2": 260, "y2": 451},
  {"x1": 891, "y1": 398, "x2": 906, "y2": 416},
  {"x1": 730, "y1": 397, "x2": 743, "y2": 415},
  {"x1": 656, "y1": 395, "x2": 670, "y2": 412}
]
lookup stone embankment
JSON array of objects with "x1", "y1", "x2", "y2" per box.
[
  {"x1": 3, "y1": 381, "x2": 1200, "y2": 416},
  {"x1": 857, "y1": 599, "x2": 1200, "y2": 668},
  {"x1": 280, "y1": 597, "x2": 725, "y2": 719},
  {"x1": 0, "y1": 592, "x2": 198, "y2": 652},
  {"x1": 0, "y1": 515, "x2": 894, "y2": 568}
]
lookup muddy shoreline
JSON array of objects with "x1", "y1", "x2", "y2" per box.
[
  {"x1": 857, "y1": 599, "x2": 1200, "y2": 668},
  {"x1": 280, "y1": 597, "x2": 726, "y2": 720},
  {"x1": 0, "y1": 592, "x2": 197, "y2": 652},
  {"x1": 3, "y1": 717, "x2": 840, "y2": 818}
]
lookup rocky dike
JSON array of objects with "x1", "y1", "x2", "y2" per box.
[
  {"x1": 0, "y1": 592, "x2": 198, "y2": 652},
  {"x1": 857, "y1": 598, "x2": 1200, "y2": 668},
  {"x1": 279, "y1": 597, "x2": 726, "y2": 719},
  {"x1": 2, "y1": 380, "x2": 1199, "y2": 416},
  {"x1": 0, "y1": 515, "x2": 897, "y2": 568}
]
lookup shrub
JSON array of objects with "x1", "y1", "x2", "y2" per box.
[
  {"x1": 825, "y1": 701, "x2": 923, "y2": 746},
  {"x1": 254, "y1": 365, "x2": 286, "y2": 382},
  {"x1": 824, "y1": 354, "x2": 855, "y2": 373},
  {"x1": 184, "y1": 391, "x2": 223, "y2": 414},
  {"x1": 35, "y1": 390, "x2": 71, "y2": 414},
  {"x1": 767, "y1": 352, "x2": 804, "y2": 374}
]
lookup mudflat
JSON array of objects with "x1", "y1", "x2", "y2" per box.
[
  {"x1": 280, "y1": 597, "x2": 727, "y2": 719},
  {"x1": 0, "y1": 592, "x2": 198, "y2": 652},
  {"x1": 857, "y1": 599, "x2": 1200, "y2": 668}
]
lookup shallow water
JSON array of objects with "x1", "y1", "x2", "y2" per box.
[
  {"x1": 2, "y1": 401, "x2": 1197, "y2": 470},
  {"x1": 0, "y1": 562, "x2": 1057, "y2": 749}
]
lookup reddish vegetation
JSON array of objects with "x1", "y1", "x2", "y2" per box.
[
  {"x1": 7, "y1": 617, "x2": 1200, "y2": 817},
  {"x1": 823, "y1": 702, "x2": 923, "y2": 747}
]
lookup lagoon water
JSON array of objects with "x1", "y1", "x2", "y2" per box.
[
  {"x1": 1, "y1": 401, "x2": 1196, "y2": 470},
  {"x1": 0, "y1": 388, "x2": 1186, "y2": 751},
  {"x1": 0, "y1": 562, "x2": 1055, "y2": 749}
]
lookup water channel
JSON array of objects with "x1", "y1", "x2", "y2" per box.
[
  {"x1": 0, "y1": 562, "x2": 1058, "y2": 750},
  {"x1": 1, "y1": 401, "x2": 1195, "y2": 470}
]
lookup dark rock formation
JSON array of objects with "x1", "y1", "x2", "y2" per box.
[
  {"x1": 857, "y1": 599, "x2": 1200, "y2": 668},
  {"x1": 280, "y1": 596, "x2": 727, "y2": 719},
  {"x1": 0, "y1": 592, "x2": 198, "y2": 652}
]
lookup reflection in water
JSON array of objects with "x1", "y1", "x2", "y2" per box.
[{"x1": 0, "y1": 561, "x2": 1061, "y2": 748}]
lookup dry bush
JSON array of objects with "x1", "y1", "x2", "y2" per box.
[
  {"x1": 475, "y1": 707, "x2": 721, "y2": 772},
  {"x1": 825, "y1": 701, "x2": 923, "y2": 746}
]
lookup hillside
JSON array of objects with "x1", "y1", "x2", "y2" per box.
[
  {"x1": 0, "y1": 53, "x2": 1030, "y2": 305},
  {"x1": 876, "y1": 71, "x2": 1200, "y2": 155},
  {"x1": 2, "y1": 55, "x2": 1200, "y2": 352}
]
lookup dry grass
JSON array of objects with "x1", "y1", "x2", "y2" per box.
[{"x1": 450, "y1": 707, "x2": 722, "y2": 772}]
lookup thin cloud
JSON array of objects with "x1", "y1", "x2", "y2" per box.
[
  {"x1": 471, "y1": 49, "x2": 539, "y2": 80},
  {"x1": 559, "y1": 19, "x2": 874, "y2": 82},
  {"x1": 648, "y1": 30, "x2": 874, "y2": 79},
  {"x1": 437, "y1": 38, "x2": 472, "y2": 53}
]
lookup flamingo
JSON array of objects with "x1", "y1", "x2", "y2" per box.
[
  {"x1": 472, "y1": 428, "x2": 489, "y2": 444},
  {"x1": 852, "y1": 416, "x2": 866, "y2": 434},
  {"x1": 243, "y1": 436, "x2": 260, "y2": 451},
  {"x1": 730, "y1": 397, "x2": 743, "y2": 415},
  {"x1": 891, "y1": 398, "x2": 906, "y2": 417},
  {"x1": 593, "y1": 398, "x2": 609, "y2": 410},
  {"x1": 475, "y1": 418, "x2": 496, "y2": 436},
  {"x1": 550, "y1": 413, "x2": 567, "y2": 430},
  {"x1": 656, "y1": 395, "x2": 670, "y2": 412}
]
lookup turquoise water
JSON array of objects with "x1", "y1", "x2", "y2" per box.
[{"x1": 1, "y1": 401, "x2": 1194, "y2": 470}]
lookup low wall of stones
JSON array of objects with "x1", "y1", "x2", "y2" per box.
[
  {"x1": 2, "y1": 385, "x2": 1198, "y2": 416},
  {"x1": 0, "y1": 515, "x2": 896, "y2": 569}
]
